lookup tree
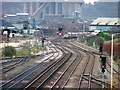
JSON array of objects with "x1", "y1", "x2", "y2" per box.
[{"x1": 2, "y1": 46, "x2": 16, "y2": 57}]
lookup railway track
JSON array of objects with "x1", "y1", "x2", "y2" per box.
[
  {"x1": 64, "y1": 44, "x2": 99, "y2": 89},
  {"x1": 1, "y1": 52, "x2": 42, "y2": 68},
  {"x1": 1, "y1": 54, "x2": 45, "y2": 75},
  {"x1": 73, "y1": 41, "x2": 120, "y2": 88},
  {"x1": 0, "y1": 41, "x2": 56, "y2": 75},
  {"x1": 70, "y1": 41, "x2": 120, "y2": 78},
  {"x1": 2, "y1": 40, "x2": 116, "y2": 89},
  {"x1": 1, "y1": 43, "x2": 60, "y2": 90},
  {"x1": 22, "y1": 42, "x2": 110, "y2": 90},
  {"x1": 73, "y1": 41, "x2": 120, "y2": 78},
  {"x1": 23, "y1": 46, "x2": 72, "y2": 90},
  {"x1": 67, "y1": 43, "x2": 111, "y2": 89},
  {"x1": 106, "y1": 58, "x2": 120, "y2": 78},
  {"x1": 106, "y1": 61, "x2": 120, "y2": 76},
  {"x1": 41, "y1": 46, "x2": 82, "y2": 89},
  {"x1": 105, "y1": 60, "x2": 120, "y2": 88},
  {"x1": 0, "y1": 57, "x2": 31, "y2": 74},
  {"x1": 77, "y1": 51, "x2": 95, "y2": 89}
]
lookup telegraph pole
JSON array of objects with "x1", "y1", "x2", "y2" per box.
[{"x1": 111, "y1": 34, "x2": 114, "y2": 89}]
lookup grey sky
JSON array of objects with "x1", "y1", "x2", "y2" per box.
[
  {"x1": 99, "y1": 0, "x2": 119, "y2": 2},
  {"x1": 1, "y1": 0, "x2": 120, "y2": 2}
]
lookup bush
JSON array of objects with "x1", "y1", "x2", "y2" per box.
[
  {"x1": 97, "y1": 32, "x2": 111, "y2": 41},
  {"x1": 16, "y1": 46, "x2": 31, "y2": 57},
  {"x1": 31, "y1": 45, "x2": 40, "y2": 54},
  {"x1": 2, "y1": 46, "x2": 16, "y2": 57}
]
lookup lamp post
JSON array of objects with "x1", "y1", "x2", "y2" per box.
[
  {"x1": 110, "y1": 33, "x2": 118, "y2": 89},
  {"x1": 111, "y1": 34, "x2": 114, "y2": 89}
]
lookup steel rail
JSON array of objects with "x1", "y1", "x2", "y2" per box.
[
  {"x1": 88, "y1": 53, "x2": 95, "y2": 89},
  {"x1": 49, "y1": 48, "x2": 81, "y2": 89},
  {"x1": 1, "y1": 43, "x2": 58, "y2": 89},
  {"x1": 23, "y1": 46, "x2": 72, "y2": 90},
  {"x1": 23, "y1": 53, "x2": 72, "y2": 89},
  {"x1": 63, "y1": 43, "x2": 96, "y2": 89},
  {"x1": 66, "y1": 44, "x2": 110, "y2": 89},
  {"x1": 59, "y1": 48, "x2": 83, "y2": 90},
  {"x1": 73, "y1": 41, "x2": 120, "y2": 77},
  {"x1": 1, "y1": 57, "x2": 30, "y2": 74},
  {"x1": 63, "y1": 43, "x2": 92, "y2": 89},
  {"x1": 69, "y1": 42, "x2": 111, "y2": 89},
  {"x1": 82, "y1": 76, "x2": 110, "y2": 88},
  {"x1": 77, "y1": 51, "x2": 90, "y2": 89}
]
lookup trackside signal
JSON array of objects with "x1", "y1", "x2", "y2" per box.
[
  {"x1": 58, "y1": 27, "x2": 63, "y2": 32},
  {"x1": 59, "y1": 32, "x2": 62, "y2": 36},
  {"x1": 42, "y1": 37, "x2": 46, "y2": 47},
  {"x1": 99, "y1": 46, "x2": 103, "y2": 55},
  {"x1": 100, "y1": 56, "x2": 106, "y2": 73},
  {"x1": 58, "y1": 27, "x2": 63, "y2": 36}
]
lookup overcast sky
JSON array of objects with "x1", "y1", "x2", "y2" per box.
[
  {"x1": 84, "y1": 0, "x2": 98, "y2": 4},
  {"x1": 1, "y1": 0, "x2": 120, "y2": 2}
]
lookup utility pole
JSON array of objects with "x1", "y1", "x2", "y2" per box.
[{"x1": 111, "y1": 34, "x2": 114, "y2": 89}]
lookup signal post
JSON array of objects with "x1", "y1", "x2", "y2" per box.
[{"x1": 99, "y1": 44, "x2": 106, "y2": 90}]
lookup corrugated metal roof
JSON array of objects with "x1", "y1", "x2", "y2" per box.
[{"x1": 90, "y1": 18, "x2": 120, "y2": 26}]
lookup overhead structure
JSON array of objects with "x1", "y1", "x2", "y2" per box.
[
  {"x1": 90, "y1": 18, "x2": 120, "y2": 26},
  {"x1": 32, "y1": 2, "x2": 50, "y2": 19},
  {"x1": 23, "y1": 2, "x2": 84, "y2": 19},
  {"x1": 23, "y1": 2, "x2": 50, "y2": 19}
]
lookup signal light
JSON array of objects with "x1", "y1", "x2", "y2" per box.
[
  {"x1": 100, "y1": 52, "x2": 102, "y2": 55},
  {"x1": 100, "y1": 56, "x2": 106, "y2": 73},
  {"x1": 58, "y1": 27, "x2": 62, "y2": 36},
  {"x1": 99, "y1": 46, "x2": 103, "y2": 55},
  {"x1": 59, "y1": 32, "x2": 62, "y2": 36},
  {"x1": 102, "y1": 65, "x2": 105, "y2": 68}
]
